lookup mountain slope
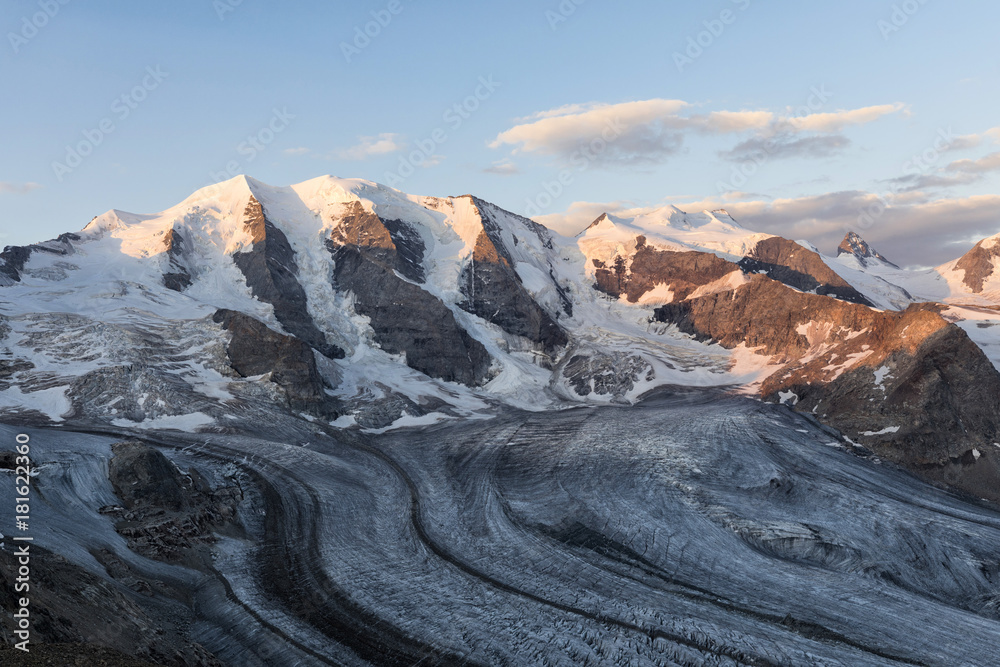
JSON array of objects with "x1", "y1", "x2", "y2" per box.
[{"x1": 4, "y1": 176, "x2": 1000, "y2": 502}]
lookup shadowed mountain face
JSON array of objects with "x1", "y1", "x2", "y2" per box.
[
  {"x1": 738, "y1": 237, "x2": 875, "y2": 306},
  {"x1": 328, "y1": 202, "x2": 493, "y2": 386},
  {"x1": 213, "y1": 308, "x2": 338, "y2": 418},
  {"x1": 233, "y1": 197, "x2": 345, "y2": 360},
  {"x1": 0, "y1": 233, "x2": 79, "y2": 285},
  {"x1": 459, "y1": 227, "x2": 568, "y2": 354},
  {"x1": 457, "y1": 197, "x2": 568, "y2": 354},
  {"x1": 654, "y1": 274, "x2": 1000, "y2": 501},
  {"x1": 162, "y1": 228, "x2": 193, "y2": 292}
]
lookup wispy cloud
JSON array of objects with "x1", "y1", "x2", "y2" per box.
[
  {"x1": 333, "y1": 133, "x2": 404, "y2": 160},
  {"x1": 946, "y1": 151, "x2": 1000, "y2": 175},
  {"x1": 783, "y1": 104, "x2": 905, "y2": 133},
  {"x1": 722, "y1": 134, "x2": 850, "y2": 162},
  {"x1": 483, "y1": 159, "x2": 519, "y2": 175},
  {"x1": 0, "y1": 182, "x2": 41, "y2": 195},
  {"x1": 283, "y1": 147, "x2": 311, "y2": 156}
]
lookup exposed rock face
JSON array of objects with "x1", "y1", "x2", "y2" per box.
[
  {"x1": 105, "y1": 441, "x2": 242, "y2": 564},
  {"x1": 654, "y1": 275, "x2": 1000, "y2": 501},
  {"x1": 233, "y1": 197, "x2": 344, "y2": 359},
  {"x1": 328, "y1": 203, "x2": 493, "y2": 386},
  {"x1": 837, "y1": 231, "x2": 899, "y2": 268},
  {"x1": 460, "y1": 228, "x2": 568, "y2": 353},
  {"x1": 69, "y1": 364, "x2": 212, "y2": 424},
  {"x1": 161, "y1": 228, "x2": 192, "y2": 292},
  {"x1": 738, "y1": 237, "x2": 874, "y2": 306},
  {"x1": 213, "y1": 309, "x2": 337, "y2": 417},
  {"x1": 562, "y1": 353, "x2": 654, "y2": 400},
  {"x1": 0, "y1": 541, "x2": 221, "y2": 666},
  {"x1": 0, "y1": 233, "x2": 78, "y2": 285},
  {"x1": 593, "y1": 237, "x2": 741, "y2": 303},
  {"x1": 954, "y1": 237, "x2": 1000, "y2": 293}
]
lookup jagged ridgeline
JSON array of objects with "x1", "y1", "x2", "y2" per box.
[{"x1": 2, "y1": 175, "x2": 1000, "y2": 502}]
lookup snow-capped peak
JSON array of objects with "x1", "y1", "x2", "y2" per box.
[{"x1": 837, "y1": 231, "x2": 898, "y2": 269}]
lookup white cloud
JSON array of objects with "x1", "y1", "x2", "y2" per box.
[
  {"x1": 491, "y1": 99, "x2": 904, "y2": 167},
  {"x1": 283, "y1": 147, "x2": 311, "y2": 156},
  {"x1": 490, "y1": 99, "x2": 690, "y2": 165},
  {"x1": 0, "y1": 182, "x2": 41, "y2": 195},
  {"x1": 946, "y1": 151, "x2": 1000, "y2": 175},
  {"x1": 333, "y1": 133, "x2": 404, "y2": 160},
  {"x1": 483, "y1": 159, "x2": 519, "y2": 176},
  {"x1": 784, "y1": 104, "x2": 905, "y2": 133}
]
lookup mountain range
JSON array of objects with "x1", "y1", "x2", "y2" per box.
[
  {"x1": 7, "y1": 175, "x2": 1000, "y2": 664},
  {"x1": 3, "y1": 174, "x2": 1000, "y2": 507}
]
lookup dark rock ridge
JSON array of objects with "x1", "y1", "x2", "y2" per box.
[
  {"x1": 562, "y1": 353, "x2": 654, "y2": 400},
  {"x1": 837, "y1": 231, "x2": 899, "y2": 268},
  {"x1": 468, "y1": 195, "x2": 574, "y2": 318},
  {"x1": 328, "y1": 202, "x2": 492, "y2": 386},
  {"x1": 213, "y1": 309, "x2": 338, "y2": 417},
  {"x1": 161, "y1": 228, "x2": 193, "y2": 292},
  {"x1": 593, "y1": 236, "x2": 740, "y2": 303},
  {"x1": 105, "y1": 440, "x2": 242, "y2": 564},
  {"x1": 738, "y1": 237, "x2": 874, "y2": 306},
  {"x1": 232, "y1": 196, "x2": 345, "y2": 359},
  {"x1": 459, "y1": 226, "x2": 568, "y2": 353},
  {"x1": 0, "y1": 540, "x2": 221, "y2": 665},
  {"x1": 0, "y1": 233, "x2": 79, "y2": 285},
  {"x1": 954, "y1": 236, "x2": 1000, "y2": 293},
  {"x1": 654, "y1": 274, "x2": 1000, "y2": 502}
]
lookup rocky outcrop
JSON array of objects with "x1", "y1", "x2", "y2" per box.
[
  {"x1": 213, "y1": 309, "x2": 338, "y2": 417},
  {"x1": 0, "y1": 233, "x2": 78, "y2": 286},
  {"x1": 459, "y1": 228, "x2": 568, "y2": 353},
  {"x1": 738, "y1": 237, "x2": 874, "y2": 306},
  {"x1": 233, "y1": 197, "x2": 344, "y2": 359},
  {"x1": 104, "y1": 441, "x2": 242, "y2": 564},
  {"x1": 837, "y1": 231, "x2": 899, "y2": 268},
  {"x1": 161, "y1": 228, "x2": 192, "y2": 292},
  {"x1": 328, "y1": 204, "x2": 493, "y2": 386},
  {"x1": 562, "y1": 353, "x2": 654, "y2": 400},
  {"x1": 954, "y1": 237, "x2": 1000, "y2": 293},
  {"x1": 0, "y1": 541, "x2": 221, "y2": 665},
  {"x1": 654, "y1": 274, "x2": 1000, "y2": 502},
  {"x1": 593, "y1": 237, "x2": 741, "y2": 303}
]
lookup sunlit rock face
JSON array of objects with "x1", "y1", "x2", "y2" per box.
[
  {"x1": 838, "y1": 230, "x2": 899, "y2": 269},
  {"x1": 655, "y1": 275, "x2": 1000, "y2": 501},
  {"x1": 953, "y1": 235, "x2": 1000, "y2": 293}
]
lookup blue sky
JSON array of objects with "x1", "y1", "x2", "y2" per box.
[{"x1": 2, "y1": 0, "x2": 999, "y2": 266}]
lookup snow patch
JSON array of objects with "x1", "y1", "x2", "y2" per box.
[{"x1": 862, "y1": 426, "x2": 900, "y2": 437}]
